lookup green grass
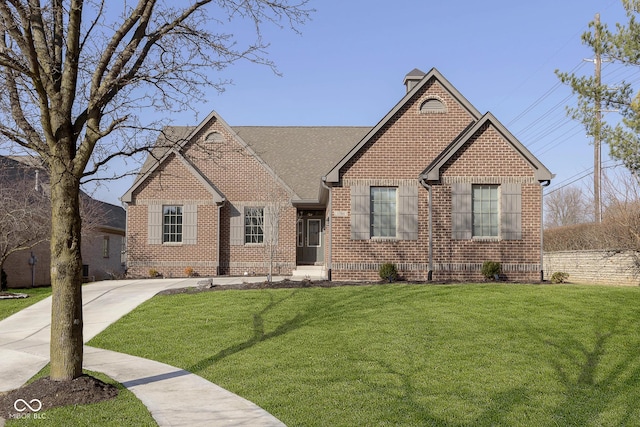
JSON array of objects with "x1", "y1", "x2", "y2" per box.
[
  {"x1": 87, "y1": 284, "x2": 640, "y2": 426},
  {"x1": 0, "y1": 287, "x2": 51, "y2": 321},
  {"x1": 5, "y1": 367, "x2": 156, "y2": 427}
]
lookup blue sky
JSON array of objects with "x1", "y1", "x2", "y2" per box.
[{"x1": 91, "y1": 0, "x2": 630, "y2": 206}]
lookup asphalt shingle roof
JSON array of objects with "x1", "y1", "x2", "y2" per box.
[
  {"x1": 1, "y1": 155, "x2": 126, "y2": 231},
  {"x1": 136, "y1": 125, "x2": 371, "y2": 202},
  {"x1": 232, "y1": 126, "x2": 371, "y2": 200}
]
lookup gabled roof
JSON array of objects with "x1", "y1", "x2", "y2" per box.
[
  {"x1": 123, "y1": 112, "x2": 257, "y2": 204},
  {"x1": 122, "y1": 111, "x2": 370, "y2": 204},
  {"x1": 234, "y1": 126, "x2": 370, "y2": 202},
  {"x1": 0, "y1": 155, "x2": 126, "y2": 232},
  {"x1": 419, "y1": 112, "x2": 554, "y2": 182},
  {"x1": 134, "y1": 125, "x2": 192, "y2": 181},
  {"x1": 122, "y1": 152, "x2": 224, "y2": 206},
  {"x1": 324, "y1": 67, "x2": 482, "y2": 183},
  {"x1": 0, "y1": 155, "x2": 38, "y2": 181},
  {"x1": 84, "y1": 196, "x2": 126, "y2": 231},
  {"x1": 124, "y1": 67, "x2": 554, "y2": 203}
]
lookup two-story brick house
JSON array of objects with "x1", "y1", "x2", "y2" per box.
[
  {"x1": 123, "y1": 68, "x2": 553, "y2": 282},
  {"x1": 1, "y1": 155, "x2": 126, "y2": 288}
]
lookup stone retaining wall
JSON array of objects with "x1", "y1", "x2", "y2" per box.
[{"x1": 543, "y1": 250, "x2": 639, "y2": 286}]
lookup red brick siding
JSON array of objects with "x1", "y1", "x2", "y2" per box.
[
  {"x1": 330, "y1": 84, "x2": 543, "y2": 282},
  {"x1": 127, "y1": 79, "x2": 545, "y2": 282},
  {"x1": 126, "y1": 119, "x2": 297, "y2": 278},
  {"x1": 340, "y1": 81, "x2": 476, "y2": 180}
]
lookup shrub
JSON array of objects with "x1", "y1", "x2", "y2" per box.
[
  {"x1": 148, "y1": 268, "x2": 160, "y2": 278},
  {"x1": 184, "y1": 266, "x2": 195, "y2": 277},
  {"x1": 481, "y1": 261, "x2": 501, "y2": 280},
  {"x1": 379, "y1": 263, "x2": 398, "y2": 283},
  {"x1": 550, "y1": 271, "x2": 569, "y2": 284}
]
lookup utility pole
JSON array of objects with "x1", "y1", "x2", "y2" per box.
[{"x1": 592, "y1": 13, "x2": 603, "y2": 223}]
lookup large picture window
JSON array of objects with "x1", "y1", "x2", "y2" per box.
[
  {"x1": 472, "y1": 185, "x2": 499, "y2": 237},
  {"x1": 244, "y1": 207, "x2": 264, "y2": 244},
  {"x1": 370, "y1": 187, "x2": 397, "y2": 238},
  {"x1": 163, "y1": 205, "x2": 183, "y2": 243}
]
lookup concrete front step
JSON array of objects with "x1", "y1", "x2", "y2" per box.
[{"x1": 291, "y1": 265, "x2": 327, "y2": 280}]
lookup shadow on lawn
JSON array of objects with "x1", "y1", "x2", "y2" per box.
[
  {"x1": 188, "y1": 290, "x2": 307, "y2": 372},
  {"x1": 187, "y1": 285, "x2": 424, "y2": 375},
  {"x1": 543, "y1": 323, "x2": 640, "y2": 425},
  {"x1": 364, "y1": 357, "x2": 532, "y2": 426}
]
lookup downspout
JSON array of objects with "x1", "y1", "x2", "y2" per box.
[
  {"x1": 321, "y1": 177, "x2": 332, "y2": 281},
  {"x1": 217, "y1": 199, "x2": 226, "y2": 276},
  {"x1": 539, "y1": 180, "x2": 551, "y2": 281},
  {"x1": 419, "y1": 178, "x2": 433, "y2": 281},
  {"x1": 123, "y1": 201, "x2": 128, "y2": 273}
]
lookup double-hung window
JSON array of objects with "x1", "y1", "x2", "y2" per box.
[
  {"x1": 102, "y1": 236, "x2": 110, "y2": 258},
  {"x1": 351, "y1": 185, "x2": 418, "y2": 240},
  {"x1": 451, "y1": 182, "x2": 522, "y2": 240},
  {"x1": 370, "y1": 187, "x2": 397, "y2": 238},
  {"x1": 472, "y1": 185, "x2": 499, "y2": 237},
  {"x1": 163, "y1": 205, "x2": 183, "y2": 243},
  {"x1": 244, "y1": 207, "x2": 264, "y2": 244}
]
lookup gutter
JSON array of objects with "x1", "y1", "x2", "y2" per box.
[
  {"x1": 539, "y1": 180, "x2": 551, "y2": 282},
  {"x1": 321, "y1": 177, "x2": 332, "y2": 281},
  {"x1": 419, "y1": 178, "x2": 433, "y2": 281}
]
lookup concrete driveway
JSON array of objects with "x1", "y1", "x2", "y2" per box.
[{"x1": 0, "y1": 277, "x2": 286, "y2": 426}]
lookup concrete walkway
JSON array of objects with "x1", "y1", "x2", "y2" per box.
[{"x1": 0, "y1": 277, "x2": 287, "y2": 426}]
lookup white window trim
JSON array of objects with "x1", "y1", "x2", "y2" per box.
[
  {"x1": 163, "y1": 205, "x2": 183, "y2": 244},
  {"x1": 244, "y1": 206, "x2": 265, "y2": 245}
]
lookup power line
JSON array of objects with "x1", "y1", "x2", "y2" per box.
[
  {"x1": 507, "y1": 62, "x2": 585, "y2": 129},
  {"x1": 543, "y1": 160, "x2": 622, "y2": 196},
  {"x1": 515, "y1": 94, "x2": 576, "y2": 141},
  {"x1": 533, "y1": 124, "x2": 585, "y2": 157}
]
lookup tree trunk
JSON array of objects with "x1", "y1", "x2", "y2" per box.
[
  {"x1": 49, "y1": 165, "x2": 84, "y2": 381},
  {"x1": 0, "y1": 260, "x2": 5, "y2": 291}
]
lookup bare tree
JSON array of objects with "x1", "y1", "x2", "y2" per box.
[
  {"x1": 259, "y1": 174, "x2": 293, "y2": 282},
  {"x1": 600, "y1": 169, "x2": 640, "y2": 251},
  {"x1": 0, "y1": 1, "x2": 311, "y2": 381},
  {"x1": 544, "y1": 185, "x2": 591, "y2": 228},
  {"x1": 0, "y1": 160, "x2": 49, "y2": 290},
  {"x1": 544, "y1": 170, "x2": 640, "y2": 279}
]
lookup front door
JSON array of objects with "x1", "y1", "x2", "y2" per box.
[{"x1": 297, "y1": 214, "x2": 324, "y2": 265}]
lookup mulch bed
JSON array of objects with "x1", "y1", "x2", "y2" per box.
[
  {"x1": 0, "y1": 375, "x2": 118, "y2": 419},
  {"x1": 157, "y1": 278, "x2": 376, "y2": 295},
  {"x1": 155, "y1": 277, "x2": 471, "y2": 295}
]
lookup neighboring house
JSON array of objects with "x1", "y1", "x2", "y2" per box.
[
  {"x1": 123, "y1": 68, "x2": 553, "y2": 282},
  {"x1": 2, "y1": 156, "x2": 126, "y2": 287},
  {"x1": 77, "y1": 199, "x2": 127, "y2": 282}
]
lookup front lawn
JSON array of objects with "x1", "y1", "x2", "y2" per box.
[
  {"x1": 0, "y1": 287, "x2": 51, "y2": 321},
  {"x1": 90, "y1": 284, "x2": 640, "y2": 426}
]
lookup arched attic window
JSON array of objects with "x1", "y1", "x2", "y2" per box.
[
  {"x1": 419, "y1": 97, "x2": 447, "y2": 114},
  {"x1": 205, "y1": 131, "x2": 224, "y2": 143}
]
